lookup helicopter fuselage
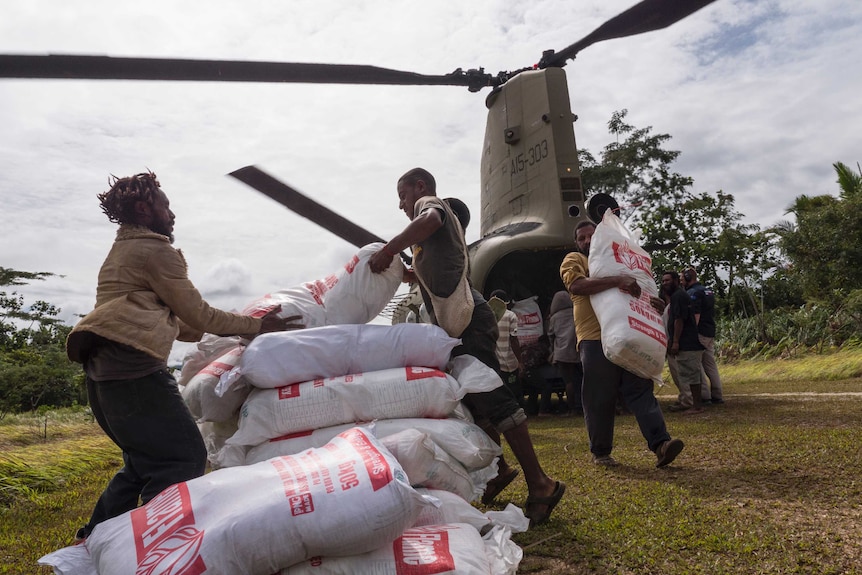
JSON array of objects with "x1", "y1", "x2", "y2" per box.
[{"x1": 391, "y1": 67, "x2": 603, "y2": 324}]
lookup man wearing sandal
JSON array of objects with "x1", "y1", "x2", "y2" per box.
[{"x1": 369, "y1": 167, "x2": 565, "y2": 526}]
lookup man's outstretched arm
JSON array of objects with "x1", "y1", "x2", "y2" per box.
[{"x1": 368, "y1": 207, "x2": 443, "y2": 274}]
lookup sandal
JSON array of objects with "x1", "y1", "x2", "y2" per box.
[
  {"x1": 481, "y1": 467, "x2": 520, "y2": 505},
  {"x1": 525, "y1": 481, "x2": 566, "y2": 526}
]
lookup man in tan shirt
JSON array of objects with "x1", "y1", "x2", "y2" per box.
[{"x1": 68, "y1": 171, "x2": 300, "y2": 541}]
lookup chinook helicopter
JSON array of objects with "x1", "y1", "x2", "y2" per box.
[{"x1": 0, "y1": 0, "x2": 718, "y2": 322}]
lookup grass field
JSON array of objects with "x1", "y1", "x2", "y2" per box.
[{"x1": 3, "y1": 350, "x2": 862, "y2": 574}]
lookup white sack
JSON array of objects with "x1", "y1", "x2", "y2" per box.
[
  {"x1": 37, "y1": 544, "x2": 96, "y2": 575},
  {"x1": 178, "y1": 334, "x2": 243, "y2": 387},
  {"x1": 314, "y1": 242, "x2": 403, "y2": 325},
  {"x1": 228, "y1": 366, "x2": 495, "y2": 447},
  {"x1": 80, "y1": 427, "x2": 431, "y2": 575},
  {"x1": 241, "y1": 285, "x2": 327, "y2": 330},
  {"x1": 483, "y1": 525, "x2": 524, "y2": 575},
  {"x1": 380, "y1": 429, "x2": 481, "y2": 501},
  {"x1": 588, "y1": 210, "x2": 668, "y2": 383},
  {"x1": 243, "y1": 417, "x2": 501, "y2": 472},
  {"x1": 238, "y1": 243, "x2": 400, "y2": 329},
  {"x1": 448, "y1": 401, "x2": 475, "y2": 423},
  {"x1": 446, "y1": 354, "x2": 504, "y2": 393},
  {"x1": 280, "y1": 523, "x2": 521, "y2": 575},
  {"x1": 182, "y1": 345, "x2": 248, "y2": 422},
  {"x1": 198, "y1": 419, "x2": 240, "y2": 470},
  {"x1": 220, "y1": 323, "x2": 460, "y2": 391},
  {"x1": 511, "y1": 296, "x2": 543, "y2": 346},
  {"x1": 413, "y1": 488, "x2": 530, "y2": 534}
]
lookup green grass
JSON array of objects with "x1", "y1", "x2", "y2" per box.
[
  {"x1": 505, "y1": 349, "x2": 862, "y2": 574},
  {"x1": 0, "y1": 409, "x2": 120, "y2": 575},
  {"x1": 4, "y1": 354, "x2": 862, "y2": 574},
  {"x1": 512, "y1": 393, "x2": 862, "y2": 574}
]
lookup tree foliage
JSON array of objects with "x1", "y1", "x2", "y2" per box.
[
  {"x1": 578, "y1": 110, "x2": 783, "y2": 317},
  {"x1": 775, "y1": 161, "x2": 862, "y2": 301},
  {"x1": 0, "y1": 268, "x2": 84, "y2": 416}
]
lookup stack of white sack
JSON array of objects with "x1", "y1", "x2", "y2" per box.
[
  {"x1": 280, "y1": 488, "x2": 527, "y2": 575},
  {"x1": 239, "y1": 418, "x2": 500, "y2": 502},
  {"x1": 217, "y1": 325, "x2": 506, "y2": 503},
  {"x1": 225, "y1": 367, "x2": 478, "y2": 446},
  {"x1": 588, "y1": 210, "x2": 668, "y2": 384},
  {"x1": 178, "y1": 242, "x2": 403, "y2": 461},
  {"x1": 38, "y1": 427, "x2": 436, "y2": 575}
]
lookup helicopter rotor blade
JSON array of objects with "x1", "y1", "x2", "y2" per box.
[
  {"x1": 540, "y1": 0, "x2": 718, "y2": 68},
  {"x1": 229, "y1": 166, "x2": 411, "y2": 264},
  {"x1": 0, "y1": 55, "x2": 496, "y2": 91},
  {"x1": 229, "y1": 165, "x2": 384, "y2": 249}
]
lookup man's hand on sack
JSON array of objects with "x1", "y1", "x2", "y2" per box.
[
  {"x1": 258, "y1": 305, "x2": 305, "y2": 335},
  {"x1": 617, "y1": 276, "x2": 642, "y2": 298},
  {"x1": 649, "y1": 296, "x2": 667, "y2": 313},
  {"x1": 368, "y1": 247, "x2": 394, "y2": 274},
  {"x1": 668, "y1": 341, "x2": 680, "y2": 356}
]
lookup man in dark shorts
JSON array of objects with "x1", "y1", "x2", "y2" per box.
[
  {"x1": 369, "y1": 167, "x2": 564, "y2": 526},
  {"x1": 663, "y1": 270, "x2": 706, "y2": 414}
]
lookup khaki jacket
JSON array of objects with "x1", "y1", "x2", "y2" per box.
[{"x1": 67, "y1": 224, "x2": 261, "y2": 363}]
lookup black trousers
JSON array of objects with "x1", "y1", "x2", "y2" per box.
[
  {"x1": 453, "y1": 295, "x2": 526, "y2": 432},
  {"x1": 82, "y1": 369, "x2": 206, "y2": 536}
]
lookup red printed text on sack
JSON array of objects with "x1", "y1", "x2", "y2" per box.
[
  {"x1": 278, "y1": 384, "x2": 301, "y2": 399},
  {"x1": 342, "y1": 428, "x2": 392, "y2": 491},
  {"x1": 405, "y1": 367, "x2": 445, "y2": 381},
  {"x1": 270, "y1": 455, "x2": 324, "y2": 506},
  {"x1": 131, "y1": 483, "x2": 207, "y2": 575},
  {"x1": 344, "y1": 254, "x2": 360, "y2": 274},
  {"x1": 288, "y1": 493, "x2": 315, "y2": 516},
  {"x1": 628, "y1": 316, "x2": 668, "y2": 346},
  {"x1": 517, "y1": 311, "x2": 541, "y2": 328},
  {"x1": 200, "y1": 348, "x2": 242, "y2": 377},
  {"x1": 242, "y1": 301, "x2": 280, "y2": 318},
  {"x1": 337, "y1": 460, "x2": 360, "y2": 491},
  {"x1": 395, "y1": 528, "x2": 455, "y2": 575},
  {"x1": 628, "y1": 297, "x2": 663, "y2": 325},
  {"x1": 612, "y1": 240, "x2": 652, "y2": 274},
  {"x1": 304, "y1": 275, "x2": 340, "y2": 305}
]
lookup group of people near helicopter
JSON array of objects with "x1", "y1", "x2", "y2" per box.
[{"x1": 68, "y1": 165, "x2": 722, "y2": 543}]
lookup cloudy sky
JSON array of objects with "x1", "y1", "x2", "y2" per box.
[{"x1": 1, "y1": 0, "x2": 859, "y2": 337}]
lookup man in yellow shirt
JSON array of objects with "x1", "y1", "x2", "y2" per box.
[{"x1": 560, "y1": 220, "x2": 684, "y2": 468}]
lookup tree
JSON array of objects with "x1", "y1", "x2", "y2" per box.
[
  {"x1": 834, "y1": 161, "x2": 862, "y2": 199},
  {"x1": 0, "y1": 266, "x2": 54, "y2": 286},
  {"x1": 776, "y1": 162, "x2": 862, "y2": 300},
  {"x1": 0, "y1": 267, "x2": 84, "y2": 416},
  {"x1": 579, "y1": 110, "x2": 775, "y2": 315}
]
